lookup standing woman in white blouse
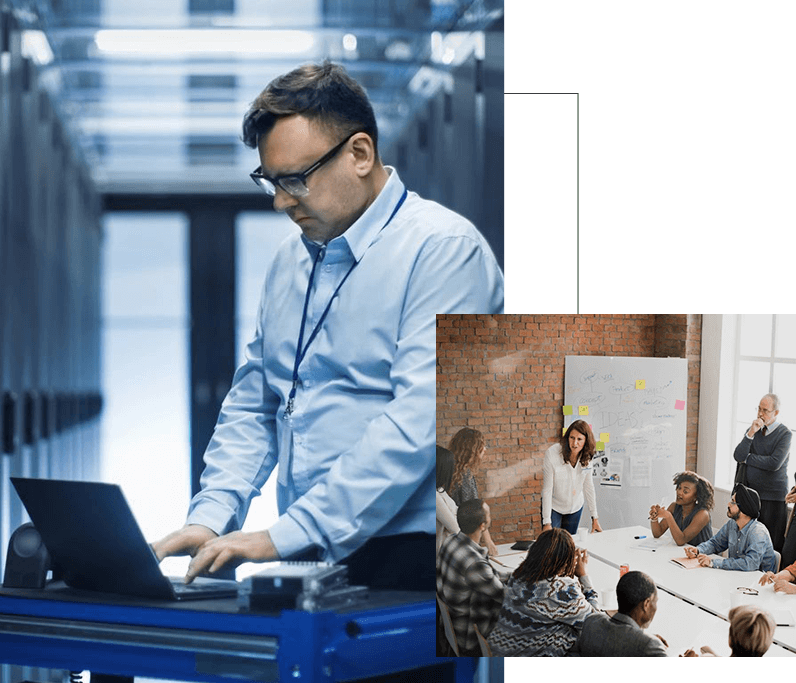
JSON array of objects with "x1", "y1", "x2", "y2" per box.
[{"x1": 542, "y1": 420, "x2": 603, "y2": 535}]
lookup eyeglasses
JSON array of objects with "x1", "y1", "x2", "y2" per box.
[
  {"x1": 736, "y1": 587, "x2": 759, "y2": 595},
  {"x1": 250, "y1": 131, "x2": 359, "y2": 197}
]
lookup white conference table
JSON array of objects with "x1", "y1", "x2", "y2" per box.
[
  {"x1": 492, "y1": 538, "x2": 796, "y2": 657},
  {"x1": 575, "y1": 525, "x2": 796, "y2": 653}
]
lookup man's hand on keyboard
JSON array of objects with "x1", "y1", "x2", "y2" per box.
[
  {"x1": 184, "y1": 530, "x2": 280, "y2": 584},
  {"x1": 151, "y1": 524, "x2": 218, "y2": 562}
]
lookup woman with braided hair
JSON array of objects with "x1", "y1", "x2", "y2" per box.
[{"x1": 487, "y1": 527, "x2": 599, "y2": 656}]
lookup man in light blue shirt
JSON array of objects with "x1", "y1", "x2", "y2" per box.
[
  {"x1": 685, "y1": 484, "x2": 777, "y2": 572},
  {"x1": 152, "y1": 63, "x2": 503, "y2": 589}
]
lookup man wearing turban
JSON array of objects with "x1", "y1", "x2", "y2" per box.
[{"x1": 684, "y1": 484, "x2": 777, "y2": 572}]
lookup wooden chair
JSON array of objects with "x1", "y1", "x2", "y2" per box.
[
  {"x1": 436, "y1": 594, "x2": 460, "y2": 656},
  {"x1": 473, "y1": 622, "x2": 492, "y2": 657}
]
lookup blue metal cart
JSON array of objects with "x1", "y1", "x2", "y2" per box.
[{"x1": 0, "y1": 585, "x2": 474, "y2": 682}]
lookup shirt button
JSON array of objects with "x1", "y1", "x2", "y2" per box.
[{"x1": 324, "y1": 265, "x2": 332, "y2": 272}]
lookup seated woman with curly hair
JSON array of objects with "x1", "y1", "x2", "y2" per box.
[{"x1": 649, "y1": 470, "x2": 714, "y2": 546}]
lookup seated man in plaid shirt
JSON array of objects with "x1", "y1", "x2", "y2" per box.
[{"x1": 436, "y1": 498, "x2": 506, "y2": 655}]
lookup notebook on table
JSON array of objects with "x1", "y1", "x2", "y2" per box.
[{"x1": 670, "y1": 556, "x2": 702, "y2": 569}]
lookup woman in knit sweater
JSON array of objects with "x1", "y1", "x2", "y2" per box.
[{"x1": 487, "y1": 527, "x2": 600, "y2": 656}]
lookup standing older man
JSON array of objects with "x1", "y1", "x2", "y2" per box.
[{"x1": 734, "y1": 393, "x2": 792, "y2": 551}]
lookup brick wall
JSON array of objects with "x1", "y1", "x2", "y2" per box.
[{"x1": 437, "y1": 314, "x2": 702, "y2": 543}]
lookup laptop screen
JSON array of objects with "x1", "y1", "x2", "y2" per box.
[{"x1": 12, "y1": 477, "x2": 178, "y2": 599}]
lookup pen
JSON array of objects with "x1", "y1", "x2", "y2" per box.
[{"x1": 634, "y1": 535, "x2": 647, "y2": 539}]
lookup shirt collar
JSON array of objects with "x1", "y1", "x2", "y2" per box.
[
  {"x1": 732, "y1": 517, "x2": 756, "y2": 536},
  {"x1": 458, "y1": 532, "x2": 489, "y2": 557},
  {"x1": 301, "y1": 166, "x2": 405, "y2": 263},
  {"x1": 765, "y1": 419, "x2": 781, "y2": 434}
]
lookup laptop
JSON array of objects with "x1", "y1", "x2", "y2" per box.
[{"x1": 10, "y1": 477, "x2": 238, "y2": 601}]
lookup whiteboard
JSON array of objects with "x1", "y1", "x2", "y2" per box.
[{"x1": 564, "y1": 356, "x2": 688, "y2": 530}]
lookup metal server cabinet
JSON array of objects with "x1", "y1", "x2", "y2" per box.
[{"x1": 0, "y1": 0, "x2": 102, "y2": 588}]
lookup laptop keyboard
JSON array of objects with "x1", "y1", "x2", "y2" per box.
[{"x1": 168, "y1": 576, "x2": 238, "y2": 595}]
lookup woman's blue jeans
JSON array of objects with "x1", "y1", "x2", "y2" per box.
[{"x1": 550, "y1": 507, "x2": 583, "y2": 535}]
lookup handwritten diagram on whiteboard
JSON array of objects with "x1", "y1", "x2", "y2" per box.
[{"x1": 564, "y1": 356, "x2": 688, "y2": 529}]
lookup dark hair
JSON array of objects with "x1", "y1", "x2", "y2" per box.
[
  {"x1": 513, "y1": 528, "x2": 576, "y2": 585},
  {"x1": 616, "y1": 571, "x2": 657, "y2": 615},
  {"x1": 457, "y1": 499, "x2": 487, "y2": 535},
  {"x1": 560, "y1": 420, "x2": 596, "y2": 466},
  {"x1": 673, "y1": 471, "x2": 715, "y2": 511},
  {"x1": 436, "y1": 446, "x2": 455, "y2": 492},
  {"x1": 242, "y1": 61, "x2": 378, "y2": 153}
]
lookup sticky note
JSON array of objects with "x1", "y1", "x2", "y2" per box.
[
  {"x1": 562, "y1": 405, "x2": 573, "y2": 416},
  {"x1": 563, "y1": 427, "x2": 567, "y2": 436},
  {"x1": 596, "y1": 441, "x2": 606, "y2": 450},
  {"x1": 600, "y1": 432, "x2": 610, "y2": 443},
  {"x1": 578, "y1": 405, "x2": 589, "y2": 416},
  {"x1": 635, "y1": 379, "x2": 646, "y2": 390},
  {"x1": 675, "y1": 399, "x2": 685, "y2": 410}
]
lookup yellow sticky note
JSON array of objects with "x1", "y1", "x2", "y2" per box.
[
  {"x1": 600, "y1": 432, "x2": 610, "y2": 443},
  {"x1": 596, "y1": 441, "x2": 605, "y2": 450},
  {"x1": 563, "y1": 427, "x2": 567, "y2": 436},
  {"x1": 578, "y1": 405, "x2": 589, "y2": 416},
  {"x1": 562, "y1": 405, "x2": 573, "y2": 416},
  {"x1": 636, "y1": 379, "x2": 646, "y2": 390}
]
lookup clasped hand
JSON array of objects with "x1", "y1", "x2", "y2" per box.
[
  {"x1": 649, "y1": 504, "x2": 668, "y2": 521},
  {"x1": 151, "y1": 525, "x2": 280, "y2": 583},
  {"x1": 574, "y1": 548, "x2": 589, "y2": 577}
]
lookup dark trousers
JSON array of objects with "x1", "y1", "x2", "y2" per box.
[
  {"x1": 759, "y1": 499, "x2": 789, "y2": 553},
  {"x1": 344, "y1": 532, "x2": 435, "y2": 591},
  {"x1": 782, "y1": 508, "x2": 796, "y2": 569}
]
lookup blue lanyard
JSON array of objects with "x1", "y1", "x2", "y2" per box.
[{"x1": 284, "y1": 188, "x2": 408, "y2": 419}]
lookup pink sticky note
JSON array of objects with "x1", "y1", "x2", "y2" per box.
[{"x1": 675, "y1": 399, "x2": 685, "y2": 410}]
